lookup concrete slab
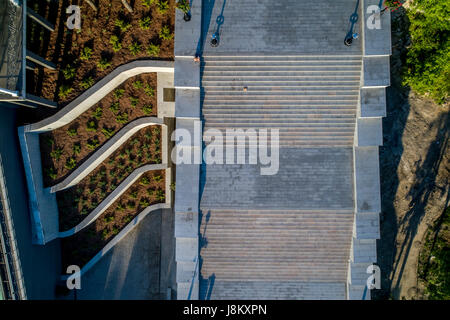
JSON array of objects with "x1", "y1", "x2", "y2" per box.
[
  {"x1": 175, "y1": 212, "x2": 199, "y2": 238},
  {"x1": 175, "y1": 88, "x2": 200, "y2": 118},
  {"x1": 363, "y1": 56, "x2": 390, "y2": 87},
  {"x1": 360, "y1": 87, "x2": 386, "y2": 117},
  {"x1": 356, "y1": 117, "x2": 383, "y2": 146},
  {"x1": 354, "y1": 146, "x2": 381, "y2": 213},
  {"x1": 174, "y1": 163, "x2": 200, "y2": 213},
  {"x1": 174, "y1": 0, "x2": 202, "y2": 56},
  {"x1": 175, "y1": 57, "x2": 200, "y2": 88},
  {"x1": 362, "y1": 0, "x2": 392, "y2": 56},
  {"x1": 157, "y1": 72, "x2": 175, "y2": 118}
]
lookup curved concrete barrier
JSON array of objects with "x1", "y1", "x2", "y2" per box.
[
  {"x1": 59, "y1": 164, "x2": 169, "y2": 238},
  {"x1": 50, "y1": 117, "x2": 165, "y2": 192},
  {"x1": 28, "y1": 60, "x2": 174, "y2": 132},
  {"x1": 60, "y1": 201, "x2": 171, "y2": 281}
]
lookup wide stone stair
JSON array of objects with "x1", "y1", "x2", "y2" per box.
[{"x1": 201, "y1": 55, "x2": 362, "y2": 147}]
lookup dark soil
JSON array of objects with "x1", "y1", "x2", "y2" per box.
[
  {"x1": 40, "y1": 73, "x2": 157, "y2": 186},
  {"x1": 26, "y1": 0, "x2": 174, "y2": 106},
  {"x1": 61, "y1": 169, "x2": 166, "y2": 268},
  {"x1": 56, "y1": 125, "x2": 162, "y2": 231}
]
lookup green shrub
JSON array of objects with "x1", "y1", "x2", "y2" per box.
[
  {"x1": 130, "y1": 96, "x2": 139, "y2": 107},
  {"x1": 139, "y1": 198, "x2": 150, "y2": 207},
  {"x1": 115, "y1": 112, "x2": 129, "y2": 124},
  {"x1": 128, "y1": 42, "x2": 142, "y2": 56},
  {"x1": 92, "y1": 107, "x2": 103, "y2": 120},
  {"x1": 127, "y1": 201, "x2": 136, "y2": 209},
  {"x1": 146, "y1": 43, "x2": 160, "y2": 57},
  {"x1": 144, "y1": 84, "x2": 154, "y2": 96},
  {"x1": 133, "y1": 80, "x2": 144, "y2": 89},
  {"x1": 50, "y1": 148, "x2": 63, "y2": 160},
  {"x1": 101, "y1": 127, "x2": 115, "y2": 138},
  {"x1": 73, "y1": 143, "x2": 81, "y2": 155},
  {"x1": 87, "y1": 138, "x2": 100, "y2": 150},
  {"x1": 67, "y1": 128, "x2": 77, "y2": 137},
  {"x1": 140, "y1": 176, "x2": 150, "y2": 185},
  {"x1": 159, "y1": 25, "x2": 173, "y2": 40},
  {"x1": 65, "y1": 157, "x2": 77, "y2": 170},
  {"x1": 110, "y1": 101, "x2": 120, "y2": 114},
  {"x1": 157, "y1": 0, "x2": 170, "y2": 14},
  {"x1": 113, "y1": 88, "x2": 125, "y2": 99},
  {"x1": 130, "y1": 190, "x2": 138, "y2": 199},
  {"x1": 170, "y1": 182, "x2": 176, "y2": 191},
  {"x1": 141, "y1": 0, "x2": 156, "y2": 8},
  {"x1": 153, "y1": 174, "x2": 162, "y2": 182},
  {"x1": 86, "y1": 120, "x2": 97, "y2": 132},
  {"x1": 104, "y1": 216, "x2": 114, "y2": 223},
  {"x1": 176, "y1": 0, "x2": 190, "y2": 13},
  {"x1": 80, "y1": 76, "x2": 94, "y2": 89},
  {"x1": 46, "y1": 167, "x2": 57, "y2": 180},
  {"x1": 80, "y1": 47, "x2": 93, "y2": 60},
  {"x1": 403, "y1": 0, "x2": 450, "y2": 104},
  {"x1": 97, "y1": 58, "x2": 112, "y2": 71},
  {"x1": 62, "y1": 65, "x2": 76, "y2": 80},
  {"x1": 58, "y1": 84, "x2": 73, "y2": 99},
  {"x1": 139, "y1": 16, "x2": 152, "y2": 30},
  {"x1": 101, "y1": 229, "x2": 109, "y2": 240},
  {"x1": 156, "y1": 188, "x2": 165, "y2": 201},
  {"x1": 109, "y1": 35, "x2": 122, "y2": 52},
  {"x1": 115, "y1": 19, "x2": 131, "y2": 32},
  {"x1": 142, "y1": 104, "x2": 153, "y2": 115}
]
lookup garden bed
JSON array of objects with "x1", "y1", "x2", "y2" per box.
[
  {"x1": 61, "y1": 169, "x2": 166, "y2": 268},
  {"x1": 26, "y1": 0, "x2": 175, "y2": 105},
  {"x1": 56, "y1": 125, "x2": 162, "y2": 231},
  {"x1": 40, "y1": 73, "x2": 158, "y2": 186}
]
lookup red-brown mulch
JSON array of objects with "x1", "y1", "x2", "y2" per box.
[
  {"x1": 61, "y1": 169, "x2": 166, "y2": 268},
  {"x1": 56, "y1": 125, "x2": 162, "y2": 231},
  {"x1": 40, "y1": 73, "x2": 158, "y2": 186}
]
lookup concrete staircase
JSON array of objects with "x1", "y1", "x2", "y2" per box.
[
  {"x1": 201, "y1": 55, "x2": 361, "y2": 147},
  {"x1": 199, "y1": 209, "x2": 353, "y2": 299}
]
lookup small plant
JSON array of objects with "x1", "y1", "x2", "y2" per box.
[
  {"x1": 87, "y1": 138, "x2": 100, "y2": 150},
  {"x1": 115, "y1": 18, "x2": 131, "y2": 32},
  {"x1": 128, "y1": 42, "x2": 142, "y2": 56},
  {"x1": 97, "y1": 58, "x2": 111, "y2": 71},
  {"x1": 139, "y1": 198, "x2": 150, "y2": 207},
  {"x1": 116, "y1": 203, "x2": 125, "y2": 211},
  {"x1": 130, "y1": 96, "x2": 139, "y2": 107},
  {"x1": 67, "y1": 128, "x2": 77, "y2": 137},
  {"x1": 80, "y1": 76, "x2": 94, "y2": 89},
  {"x1": 123, "y1": 214, "x2": 133, "y2": 224},
  {"x1": 157, "y1": 0, "x2": 170, "y2": 14},
  {"x1": 142, "y1": 104, "x2": 153, "y2": 115},
  {"x1": 177, "y1": 0, "x2": 190, "y2": 14},
  {"x1": 110, "y1": 101, "x2": 120, "y2": 114},
  {"x1": 101, "y1": 127, "x2": 115, "y2": 138},
  {"x1": 170, "y1": 182, "x2": 176, "y2": 191},
  {"x1": 58, "y1": 84, "x2": 73, "y2": 99},
  {"x1": 144, "y1": 84, "x2": 154, "y2": 96},
  {"x1": 62, "y1": 65, "x2": 76, "y2": 80},
  {"x1": 46, "y1": 167, "x2": 57, "y2": 180},
  {"x1": 146, "y1": 43, "x2": 160, "y2": 57},
  {"x1": 130, "y1": 190, "x2": 138, "y2": 199},
  {"x1": 73, "y1": 143, "x2": 81, "y2": 155},
  {"x1": 127, "y1": 201, "x2": 136, "y2": 209},
  {"x1": 109, "y1": 35, "x2": 122, "y2": 52},
  {"x1": 50, "y1": 148, "x2": 63, "y2": 160},
  {"x1": 159, "y1": 25, "x2": 173, "y2": 40},
  {"x1": 104, "y1": 216, "x2": 114, "y2": 223},
  {"x1": 139, "y1": 16, "x2": 152, "y2": 30},
  {"x1": 86, "y1": 120, "x2": 98, "y2": 132},
  {"x1": 116, "y1": 113, "x2": 129, "y2": 124},
  {"x1": 153, "y1": 174, "x2": 162, "y2": 182},
  {"x1": 102, "y1": 229, "x2": 109, "y2": 240},
  {"x1": 65, "y1": 157, "x2": 77, "y2": 170},
  {"x1": 141, "y1": 0, "x2": 155, "y2": 8},
  {"x1": 92, "y1": 106, "x2": 103, "y2": 120},
  {"x1": 113, "y1": 88, "x2": 125, "y2": 100},
  {"x1": 140, "y1": 176, "x2": 150, "y2": 186},
  {"x1": 133, "y1": 80, "x2": 144, "y2": 89},
  {"x1": 156, "y1": 189, "x2": 165, "y2": 201},
  {"x1": 80, "y1": 47, "x2": 93, "y2": 60}
]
